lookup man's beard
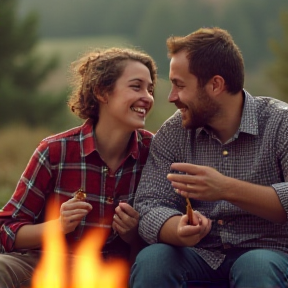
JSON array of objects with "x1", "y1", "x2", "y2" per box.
[{"x1": 184, "y1": 88, "x2": 221, "y2": 130}]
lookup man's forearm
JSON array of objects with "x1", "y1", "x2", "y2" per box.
[
  {"x1": 158, "y1": 216, "x2": 182, "y2": 245},
  {"x1": 224, "y1": 177, "x2": 287, "y2": 224}
]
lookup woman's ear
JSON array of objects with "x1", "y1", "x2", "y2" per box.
[{"x1": 95, "y1": 93, "x2": 108, "y2": 104}]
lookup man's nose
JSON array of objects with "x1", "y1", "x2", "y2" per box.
[{"x1": 168, "y1": 89, "x2": 178, "y2": 102}]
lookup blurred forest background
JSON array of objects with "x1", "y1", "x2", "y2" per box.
[{"x1": 1, "y1": 0, "x2": 288, "y2": 207}]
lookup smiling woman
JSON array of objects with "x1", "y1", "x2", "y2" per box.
[{"x1": 0, "y1": 47, "x2": 157, "y2": 288}]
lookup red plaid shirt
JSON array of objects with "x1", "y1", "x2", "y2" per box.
[{"x1": 0, "y1": 119, "x2": 153, "y2": 252}]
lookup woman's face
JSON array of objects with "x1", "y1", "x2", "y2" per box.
[{"x1": 99, "y1": 60, "x2": 154, "y2": 131}]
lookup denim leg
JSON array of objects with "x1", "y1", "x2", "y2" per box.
[
  {"x1": 230, "y1": 249, "x2": 288, "y2": 288},
  {"x1": 129, "y1": 243, "x2": 228, "y2": 288}
]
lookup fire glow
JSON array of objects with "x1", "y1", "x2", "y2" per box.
[{"x1": 32, "y1": 204, "x2": 129, "y2": 288}]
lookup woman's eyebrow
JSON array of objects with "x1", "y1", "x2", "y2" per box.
[{"x1": 129, "y1": 78, "x2": 153, "y2": 85}]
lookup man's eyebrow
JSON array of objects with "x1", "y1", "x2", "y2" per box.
[{"x1": 170, "y1": 78, "x2": 182, "y2": 84}]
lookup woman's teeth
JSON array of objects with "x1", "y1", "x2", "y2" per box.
[{"x1": 131, "y1": 107, "x2": 146, "y2": 114}]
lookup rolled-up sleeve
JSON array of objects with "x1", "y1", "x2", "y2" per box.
[
  {"x1": 0, "y1": 141, "x2": 52, "y2": 252},
  {"x1": 271, "y1": 115, "x2": 288, "y2": 218},
  {"x1": 135, "y1": 112, "x2": 189, "y2": 244}
]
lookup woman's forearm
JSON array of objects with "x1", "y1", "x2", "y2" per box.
[{"x1": 14, "y1": 219, "x2": 59, "y2": 249}]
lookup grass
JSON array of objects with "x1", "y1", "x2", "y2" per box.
[{"x1": 0, "y1": 125, "x2": 52, "y2": 207}]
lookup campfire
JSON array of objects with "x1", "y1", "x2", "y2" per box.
[{"x1": 32, "y1": 203, "x2": 129, "y2": 288}]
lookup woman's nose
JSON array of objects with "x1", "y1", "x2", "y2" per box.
[{"x1": 144, "y1": 91, "x2": 154, "y2": 103}]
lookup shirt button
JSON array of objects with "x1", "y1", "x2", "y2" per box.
[
  {"x1": 106, "y1": 197, "x2": 114, "y2": 204},
  {"x1": 222, "y1": 150, "x2": 229, "y2": 156},
  {"x1": 217, "y1": 219, "x2": 224, "y2": 225}
]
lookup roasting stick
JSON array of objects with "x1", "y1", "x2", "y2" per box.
[{"x1": 186, "y1": 197, "x2": 193, "y2": 225}]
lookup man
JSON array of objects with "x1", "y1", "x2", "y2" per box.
[{"x1": 130, "y1": 27, "x2": 288, "y2": 288}]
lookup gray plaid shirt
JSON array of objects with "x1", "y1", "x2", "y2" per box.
[{"x1": 135, "y1": 90, "x2": 288, "y2": 269}]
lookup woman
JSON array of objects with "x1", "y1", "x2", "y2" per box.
[{"x1": 0, "y1": 47, "x2": 157, "y2": 287}]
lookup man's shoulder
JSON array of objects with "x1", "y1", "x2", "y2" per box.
[
  {"x1": 253, "y1": 96, "x2": 288, "y2": 131},
  {"x1": 159, "y1": 110, "x2": 184, "y2": 131},
  {"x1": 152, "y1": 110, "x2": 190, "y2": 150},
  {"x1": 255, "y1": 96, "x2": 288, "y2": 113}
]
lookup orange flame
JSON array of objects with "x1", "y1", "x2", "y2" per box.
[
  {"x1": 71, "y1": 230, "x2": 129, "y2": 288},
  {"x1": 32, "y1": 203, "x2": 129, "y2": 288}
]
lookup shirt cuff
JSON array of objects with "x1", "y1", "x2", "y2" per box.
[
  {"x1": 139, "y1": 208, "x2": 182, "y2": 244},
  {"x1": 271, "y1": 182, "x2": 288, "y2": 218}
]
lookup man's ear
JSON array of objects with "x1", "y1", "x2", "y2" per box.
[{"x1": 209, "y1": 75, "x2": 225, "y2": 94}]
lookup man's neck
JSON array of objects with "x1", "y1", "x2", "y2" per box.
[{"x1": 209, "y1": 91, "x2": 244, "y2": 144}]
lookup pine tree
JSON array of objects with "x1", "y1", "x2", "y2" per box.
[{"x1": 0, "y1": 0, "x2": 66, "y2": 127}]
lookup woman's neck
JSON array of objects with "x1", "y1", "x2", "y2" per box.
[{"x1": 95, "y1": 124, "x2": 133, "y2": 173}]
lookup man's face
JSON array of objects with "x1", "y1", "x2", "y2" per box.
[{"x1": 168, "y1": 50, "x2": 220, "y2": 129}]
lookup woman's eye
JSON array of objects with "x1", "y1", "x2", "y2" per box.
[{"x1": 131, "y1": 85, "x2": 140, "y2": 90}]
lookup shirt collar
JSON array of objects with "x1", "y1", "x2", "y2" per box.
[
  {"x1": 196, "y1": 89, "x2": 259, "y2": 138},
  {"x1": 80, "y1": 119, "x2": 140, "y2": 159},
  {"x1": 238, "y1": 89, "x2": 258, "y2": 136},
  {"x1": 80, "y1": 119, "x2": 96, "y2": 157}
]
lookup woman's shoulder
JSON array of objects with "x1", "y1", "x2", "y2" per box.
[
  {"x1": 137, "y1": 129, "x2": 154, "y2": 138},
  {"x1": 40, "y1": 120, "x2": 93, "y2": 146},
  {"x1": 136, "y1": 129, "x2": 154, "y2": 148},
  {"x1": 36, "y1": 122, "x2": 89, "y2": 155},
  {"x1": 43, "y1": 127, "x2": 79, "y2": 143}
]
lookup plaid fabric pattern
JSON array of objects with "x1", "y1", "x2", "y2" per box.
[
  {"x1": 135, "y1": 90, "x2": 288, "y2": 269},
  {"x1": 0, "y1": 119, "x2": 153, "y2": 252}
]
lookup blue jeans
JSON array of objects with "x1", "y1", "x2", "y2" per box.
[{"x1": 129, "y1": 243, "x2": 288, "y2": 288}]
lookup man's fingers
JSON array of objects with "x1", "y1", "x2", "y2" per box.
[
  {"x1": 170, "y1": 163, "x2": 201, "y2": 174},
  {"x1": 178, "y1": 215, "x2": 201, "y2": 236}
]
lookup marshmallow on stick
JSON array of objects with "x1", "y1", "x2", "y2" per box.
[{"x1": 73, "y1": 189, "x2": 86, "y2": 201}]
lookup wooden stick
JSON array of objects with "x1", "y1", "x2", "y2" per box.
[{"x1": 186, "y1": 198, "x2": 193, "y2": 225}]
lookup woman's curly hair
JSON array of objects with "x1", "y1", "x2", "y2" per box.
[{"x1": 68, "y1": 47, "x2": 157, "y2": 123}]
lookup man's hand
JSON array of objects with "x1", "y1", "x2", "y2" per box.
[
  {"x1": 159, "y1": 211, "x2": 211, "y2": 246},
  {"x1": 167, "y1": 163, "x2": 228, "y2": 201},
  {"x1": 177, "y1": 210, "x2": 212, "y2": 246}
]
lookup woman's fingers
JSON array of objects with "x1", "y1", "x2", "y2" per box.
[{"x1": 59, "y1": 200, "x2": 92, "y2": 234}]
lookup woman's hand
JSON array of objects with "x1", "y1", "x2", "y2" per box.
[
  {"x1": 112, "y1": 202, "x2": 139, "y2": 244},
  {"x1": 59, "y1": 198, "x2": 92, "y2": 234}
]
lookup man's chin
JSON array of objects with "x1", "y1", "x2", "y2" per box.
[
  {"x1": 182, "y1": 118, "x2": 201, "y2": 130},
  {"x1": 181, "y1": 119, "x2": 192, "y2": 129}
]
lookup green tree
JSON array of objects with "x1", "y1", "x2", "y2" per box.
[
  {"x1": 268, "y1": 10, "x2": 288, "y2": 103},
  {"x1": 0, "y1": 0, "x2": 66, "y2": 128}
]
